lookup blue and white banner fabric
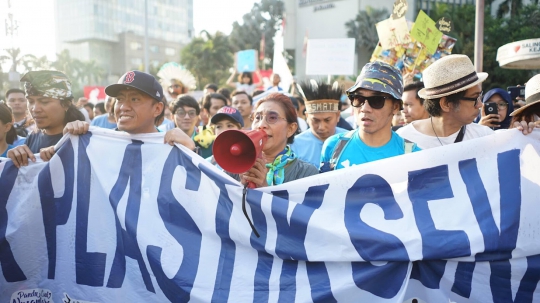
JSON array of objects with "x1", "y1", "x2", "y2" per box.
[{"x1": 1, "y1": 128, "x2": 540, "y2": 303}]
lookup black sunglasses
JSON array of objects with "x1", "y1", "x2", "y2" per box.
[{"x1": 348, "y1": 94, "x2": 393, "y2": 109}]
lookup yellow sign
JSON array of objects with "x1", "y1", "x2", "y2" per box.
[{"x1": 410, "y1": 10, "x2": 443, "y2": 55}]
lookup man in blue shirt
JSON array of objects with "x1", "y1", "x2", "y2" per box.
[
  {"x1": 291, "y1": 81, "x2": 347, "y2": 167},
  {"x1": 320, "y1": 61, "x2": 420, "y2": 172}
]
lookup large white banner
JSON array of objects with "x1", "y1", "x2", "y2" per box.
[{"x1": 1, "y1": 128, "x2": 539, "y2": 303}]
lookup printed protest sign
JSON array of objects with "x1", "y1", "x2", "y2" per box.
[
  {"x1": 410, "y1": 10, "x2": 443, "y2": 55},
  {"x1": 376, "y1": 17, "x2": 411, "y2": 50},
  {"x1": 236, "y1": 49, "x2": 258, "y2": 72}
]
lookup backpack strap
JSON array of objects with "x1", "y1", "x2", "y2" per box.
[
  {"x1": 403, "y1": 139, "x2": 415, "y2": 154},
  {"x1": 328, "y1": 130, "x2": 356, "y2": 170}
]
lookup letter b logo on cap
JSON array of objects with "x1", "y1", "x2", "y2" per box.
[{"x1": 124, "y1": 71, "x2": 136, "y2": 84}]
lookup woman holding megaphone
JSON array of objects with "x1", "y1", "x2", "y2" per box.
[{"x1": 216, "y1": 93, "x2": 318, "y2": 187}]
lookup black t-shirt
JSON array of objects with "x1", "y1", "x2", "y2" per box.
[{"x1": 25, "y1": 131, "x2": 64, "y2": 153}]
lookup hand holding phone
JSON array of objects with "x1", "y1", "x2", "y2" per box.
[
  {"x1": 484, "y1": 102, "x2": 498, "y2": 116},
  {"x1": 507, "y1": 86, "x2": 525, "y2": 100},
  {"x1": 479, "y1": 103, "x2": 500, "y2": 128}
]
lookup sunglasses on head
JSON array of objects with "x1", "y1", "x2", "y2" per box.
[{"x1": 348, "y1": 93, "x2": 393, "y2": 109}]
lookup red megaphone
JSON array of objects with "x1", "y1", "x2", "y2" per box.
[{"x1": 213, "y1": 129, "x2": 267, "y2": 187}]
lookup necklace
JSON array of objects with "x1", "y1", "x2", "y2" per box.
[{"x1": 430, "y1": 117, "x2": 444, "y2": 146}]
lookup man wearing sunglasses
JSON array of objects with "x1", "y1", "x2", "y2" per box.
[
  {"x1": 397, "y1": 55, "x2": 494, "y2": 149},
  {"x1": 320, "y1": 61, "x2": 420, "y2": 172}
]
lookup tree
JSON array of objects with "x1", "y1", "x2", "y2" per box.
[
  {"x1": 51, "y1": 49, "x2": 82, "y2": 81},
  {"x1": 228, "y1": 0, "x2": 285, "y2": 68},
  {"x1": 345, "y1": 7, "x2": 389, "y2": 55},
  {"x1": 78, "y1": 60, "x2": 105, "y2": 86},
  {"x1": 0, "y1": 48, "x2": 36, "y2": 72},
  {"x1": 22, "y1": 55, "x2": 51, "y2": 72},
  {"x1": 180, "y1": 31, "x2": 234, "y2": 88}
]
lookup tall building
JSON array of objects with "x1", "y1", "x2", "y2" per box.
[{"x1": 55, "y1": 0, "x2": 193, "y2": 81}]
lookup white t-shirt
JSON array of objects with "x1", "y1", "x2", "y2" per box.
[
  {"x1": 235, "y1": 83, "x2": 258, "y2": 95},
  {"x1": 397, "y1": 121, "x2": 494, "y2": 149},
  {"x1": 79, "y1": 107, "x2": 91, "y2": 123},
  {"x1": 297, "y1": 117, "x2": 308, "y2": 132}
]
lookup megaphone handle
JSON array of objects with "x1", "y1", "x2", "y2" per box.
[
  {"x1": 242, "y1": 184, "x2": 260, "y2": 238},
  {"x1": 247, "y1": 181, "x2": 256, "y2": 189}
]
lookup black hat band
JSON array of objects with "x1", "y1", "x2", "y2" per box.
[{"x1": 424, "y1": 72, "x2": 478, "y2": 97}]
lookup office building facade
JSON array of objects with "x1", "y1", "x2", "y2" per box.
[{"x1": 55, "y1": 0, "x2": 193, "y2": 80}]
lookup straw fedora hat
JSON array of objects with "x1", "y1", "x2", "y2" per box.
[
  {"x1": 510, "y1": 74, "x2": 540, "y2": 116},
  {"x1": 418, "y1": 54, "x2": 488, "y2": 100}
]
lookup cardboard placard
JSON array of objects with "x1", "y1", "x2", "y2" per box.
[
  {"x1": 410, "y1": 10, "x2": 443, "y2": 55},
  {"x1": 305, "y1": 38, "x2": 356, "y2": 75},
  {"x1": 376, "y1": 17, "x2": 411, "y2": 50},
  {"x1": 236, "y1": 49, "x2": 258, "y2": 72},
  {"x1": 436, "y1": 17, "x2": 453, "y2": 33},
  {"x1": 391, "y1": 0, "x2": 408, "y2": 19}
]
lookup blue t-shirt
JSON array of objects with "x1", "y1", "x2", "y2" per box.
[
  {"x1": 1, "y1": 144, "x2": 14, "y2": 157},
  {"x1": 157, "y1": 118, "x2": 175, "y2": 132},
  {"x1": 91, "y1": 114, "x2": 117, "y2": 129},
  {"x1": 290, "y1": 127, "x2": 347, "y2": 168},
  {"x1": 320, "y1": 130, "x2": 421, "y2": 172}
]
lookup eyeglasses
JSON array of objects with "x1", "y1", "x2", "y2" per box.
[
  {"x1": 175, "y1": 109, "x2": 197, "y2": 118},
  {"x1": 171, "y1": 84, "x2": 183, "y2": 89},
  {"x1": 251, "y1": 111, "x2": 287, "y2": 124},
  {"x1": 460, "y1": 92, "x2": 483, "y2": 106},
  {"x1": 348, "y1": 94, "x2": 393, "y2": 109},
  {"x1": 485, "y1": 101, "x2": 508, "y2": 109}
]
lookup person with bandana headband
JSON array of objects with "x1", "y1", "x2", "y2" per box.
[{"x1": 7, "y1": 70, "x2": 85, "y2": 168}]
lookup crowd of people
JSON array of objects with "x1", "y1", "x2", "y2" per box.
[{"x1": 1, "y1": 54, "x2": 539, "y2": 189}]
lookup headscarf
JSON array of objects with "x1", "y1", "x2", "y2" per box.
[
  {"x1": 476, "y1": 88, "x2": 514, "y2": 129},
  {"x1": 20, "y1": 70, "x2": 73, "y2": 101}
]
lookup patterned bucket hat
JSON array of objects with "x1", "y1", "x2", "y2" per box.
[{"x1": 346, "y1": 61, "x2": 404, "y2": 100}]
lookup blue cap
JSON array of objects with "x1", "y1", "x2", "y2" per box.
[
  {"x1": 346, "y1": 61, "x2": 404, "y2": 100},
  {"x1": 105, "y1": 71, "x2": 164, "y2": 102},
  {"x1": 211, "y1": 106, "x2": 244, "y2": 127}
]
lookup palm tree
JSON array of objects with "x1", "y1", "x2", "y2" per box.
[
  {"x1": 345, "y1": 7, "x2": 389, "y2": 54},
  {"x1": 22, "y1": 55, "x2": 51, "y2": 72},
  {"x1": 180, "y1": 30, "x2": 233, "y2": 87},
  {"x1": 78, "y1": 60, "x2": 105, "y2": 86},
  {"x1": 0, "y1": 48, "x2": 36, "y2": 72},
  {"x1": 51, "y1": 49, "x2": 82, "y2": 81}
]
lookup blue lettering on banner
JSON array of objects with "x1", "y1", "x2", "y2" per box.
[
  {"x1": 247, "y1": 186, "x2": 336, "y2": 302},
  {"x1": 38, "y1": 140, "x2": 75, "y2": 280},
  {"x1": 75, "y1": 133, "x2": 107, "y2": 286},
  {"x1": 197, "y1": 163, "x2": 240, "y2": 302},
  {"x1": 407, "y1": 165, "x2": 470, "y2": 289},
  {"x1": 0, "y1": 161, "x2": 27, "y2": 282},
  {"x1": 451, "y1": 150, "x2": 535, "y2": 302},
  {"x1": 344, "y1": 174, "x2": 409, "y2": 299},
  {"x1": 107, "y1": 140, "x2": 155, "y2": 293},
  {"x1": 148, "y1": 146, "x2": 202, "y2": 302}
]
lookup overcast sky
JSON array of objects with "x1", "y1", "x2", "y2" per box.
[{"x1": 0, "y1": 0, "x2": 257, "y2": 63}]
